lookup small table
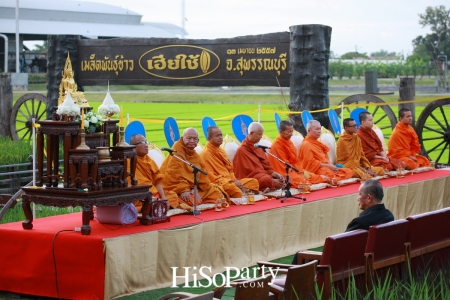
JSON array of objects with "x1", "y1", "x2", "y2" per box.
[{"x1": 21, "y1": 185, "x2": 152, "y2": 235}]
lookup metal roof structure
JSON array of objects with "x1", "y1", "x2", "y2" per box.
[{"x1": 0, "y1": 0, "x2": 187, "y2": 40}]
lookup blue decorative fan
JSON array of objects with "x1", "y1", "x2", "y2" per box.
[
  {"x1": 125, "y1": 120, "x2": 146, "y2": 144},
  {"x1": 274, "y1": 112, "x2": 282, "y2": 131},
  {"x1": 350, "y1": 108, "x2": 369, "y2": 129},
  {"x1": 163, "y1": 117, "x2": 180, "y2": 147},
  {"x1": 301, "y1": 111, "x2": 314, "y2": 129},
  {"x1": 231, "y1": 114, "x2": 253, "y2": 142},
  {"x1": 201, "y1": 116, "x2": 217, "y2": 139},
  {"x1": 328, "y1": 109, "x2": 342, "y2": 135}
]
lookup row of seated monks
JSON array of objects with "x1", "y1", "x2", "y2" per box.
[{"x1": 130, "y1": 108, "x2": 430, "y2": 212}]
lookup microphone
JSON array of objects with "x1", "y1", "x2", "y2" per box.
[
  {"x1": 254, "y1": 144, "x2": 271, "y2": 150},
  {"x1": 160, "y1": 147, "x2": 177, "y2": 154}
]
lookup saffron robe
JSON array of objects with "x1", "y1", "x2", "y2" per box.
[
  {"x1": 357, "y1": 126, "x2": 401, "y2": 171},
  {"x1": 268, "y1": 136, "x2": 326, "y2": 185},
  {"x1": 336, "y1": 132, "x2": 384, "y2": 178},
  {"x1": 233, "y1": 138, "x2": 276, "y2": 190},
  {"x1": 131, "y1": 155, "x2": 178, "y2": 212},
  {"x1": 298, "y1": 136, "x2": 354, "y2": 180},
  {"x1": 160, "y1": 139, "x2": 224, "y2": 208},
  {"x1": 200, "y1": 142, "x2": 259, "y2": 198},
  {"x1": 388, "y1": 122, "x2": 430, "y2": 170}
]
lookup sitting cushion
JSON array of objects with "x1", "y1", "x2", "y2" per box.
[
  {"x1": 291, "y1": 131, "x2": 304, "y2": 156},
  {"x1": 319, "y1": 127, "x2": 336, "y2": 164},
  {"x1": 147, "y1": 143, "x2": 165, "y2": 168},
  {"x1": 372, "y1": 124, "x2": 387, "y2": 153},
  {"x1": 194, "y1": 142, "x2": 203, "y2": 155},
  {"x1": 221, "y1": 134, "x2": 240, "y2": 162}
]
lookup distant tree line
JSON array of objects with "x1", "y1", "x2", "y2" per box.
[{"x1": 328, "y1": 59, "x2": 435, "y2": 79}]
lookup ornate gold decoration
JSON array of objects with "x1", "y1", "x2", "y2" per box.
[{"x1": 58, "y1": 53, "x2": 90, "y2": 107}]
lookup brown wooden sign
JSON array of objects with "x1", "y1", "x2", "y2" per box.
[{"x1": 77, "y1": 32, "x2": 290, "y2": 87}]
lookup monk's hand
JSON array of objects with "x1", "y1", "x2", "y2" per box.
[
  {"x1": 368, "y1": 170, "x2": 377, "y2": 177},
  {"x1": 326, "y1": 164, "x2": 338, "y2": 172},
  {"x1": 273, "y1": 178, "x2": 285, "y2": 189},
  {"x1": 271, "y1": 172, "x2": 284, "y2": 181},
  {"x1": 234, "y1": 179, "x2": 244, "y2": 190},
  {"x1": 409, "y1": 155, "x2": 417, "y2": 162},
  {"x1": 180, "y1": 191, "x2": 191, "y2": 202}
]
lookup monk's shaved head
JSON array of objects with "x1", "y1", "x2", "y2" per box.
[
  {"x1": 248, "y1": 122, "x2": 264, "y2": 134},
  {"x1": 359, "y1": 112, "x2": 371, "y2": 123},
  {"x1": 183, "y1": 127, "x2": 198, "y2": 137},
  {"x1": 306, "y1": 120, "x2": 320, "y2": 131},
  {"x1": 130, "y1": 134, "x2": 144, "y2": 145},
  {"x1": 207, "y1": 126, "x2": 219, "y2": 139},
  {"x1": 343, "y1": 118, "x2": 355, "y2": 128},
  {"x1": 399, "y1": 108, "x2": 411, "y2": 119},
  {"x1": 247, "y1": 122, "x2": 264, "y2": 143},
  {"x1": 182, "y1": 127, "x2": 199, "y2": 150},
  {"x1": 279, "y1": 120, "x2": 293, "y2": 131}
]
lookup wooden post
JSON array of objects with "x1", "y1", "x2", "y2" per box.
[
  {"x1": 288, "y1": 24, "x2": 332, "y2": 135},
  {"x1": 47, "y1": 35, "x2": 80, "y2": 118},
  {"x1": 0, "y1": 73, "x2": 12, "y2": 138},
  {"x1": 399, "y1": 77, "x2": 416, "y2": 127}
]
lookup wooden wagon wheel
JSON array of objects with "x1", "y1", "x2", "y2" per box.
[
  {"x1": 10, "y1": 93, "x2": 47, "y2": 141},
  {"x1": 334, "y1": 94, "x2": 397, "y2": 132},
  {"x1": 416, "y1": 98, "x2": 450, "y2": 165}
]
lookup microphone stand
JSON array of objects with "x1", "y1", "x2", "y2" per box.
[
  {"x1": 263, "y1": 149, "x2": 307, "y2": 203},
  {"x1": 168, "y1": 152, "x2": 207, "y2": 216}
]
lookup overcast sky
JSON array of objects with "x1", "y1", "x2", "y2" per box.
[{"x1": 48, "y1": 0, "x2": 446, "y2": 57}]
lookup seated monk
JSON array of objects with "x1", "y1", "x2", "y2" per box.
[
  {"x1": 336, "y1": 118, "x2": 384, "y2": 178},
  {"x1": 200, "y1": 126, "x2": 259, "y2": 198},
  {"x1": 268, "y1": 120, "x2": 327, "y2": 185},
  {"x1": 388, "y1": 108, "x2": 430, "y2": 170},
  {"x1": 357, "y1": 112, "x2": 401, "y2": 171},
  {"x1": 160, "y1": 127, "x2": 225, "y2": 210},
  {"x1": 299, "y1": 120, "x2": 354, "y2": 181},
  {"x1": 129, "y1": 134, "x2": 178, "y2": 212},
  {"x1": 233, "y1": 122, "x2": 285, "y2": 191}
]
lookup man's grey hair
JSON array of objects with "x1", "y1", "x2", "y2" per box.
[
  {"x1": 306, "y1": 120, "x2": 320, "y2": 131},
  {"x1": 361, "y1": 179, "x2": 384, "y2": 202},
  {"x1": 248, "y1": 122, "x2": 264, "y2": 134}
]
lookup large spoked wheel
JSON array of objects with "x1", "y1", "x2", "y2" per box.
[
  {"x1": 10, "y1": 93, "x2": 47, "y2": 141},
  {"x1": 416, "y1": 98, "x2": 450, "y2": 165},
  {"x1": 334, "y1": 94, "x2": 397, "y2": 132}
]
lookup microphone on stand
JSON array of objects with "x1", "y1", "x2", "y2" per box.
[
  {"x1": 160, "y1": 147, "x2": 177, "y2": 154},
  {"x1": 254, "y1": 144, "x2": 271, "y2": 151}
]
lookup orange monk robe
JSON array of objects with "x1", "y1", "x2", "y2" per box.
[
  {"x1": 233, "y1": 138, "x2": 276, "y2": 190},
  {"x1": 298, "y1": 136, "x2": 354, "y2": 180},
  {"x1": 200, "y1": 142, "x2": 258, "y2": 198},
  {"x1": 268, "y1": 136, "x2": 327, "y2": 185},
  {"x1": 336, "y1": 132, "x2": 384, "y2": 178},
  {"x1": 160, "y1": 139, "x2": 224, "y2": 208},
  {"x1": 130, "y1": 155, "x2": 178, "y2": 212},
  {"x1": 388, "y1": 122, "x2": 430, "y2": 170},
  {"x1": 357, "y1": 127, "x2": 401, "y2": 171}
]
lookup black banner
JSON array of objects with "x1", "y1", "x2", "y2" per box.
[{"x1": 77, "y1": 32, "x2": 290, "y2": 87}]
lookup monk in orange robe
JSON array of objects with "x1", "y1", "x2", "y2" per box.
[
  {"x1": 388, "y1": 108, "x2": 430, "y2": 170},
  {"x1": 336, "y1": 118, "x2": 384, "y2": 178},
  {"x1": 299, "y1": 120, "x2": 354, "y2": 180},
  {"x1": 233, "y1": 122, "x2": 285, "y2": 190},
  {"x1": 268, "y1": 120, "x2": 327, "y2": 185},
  {"x1": 129, "y1": 134, "x2": 178, "y2": 212},
  {"x1": 160, "y1": 128, "x2": 225, "y2": 210},
  {"x1": 200, "y1": 126, "x2": 258, "y2": 198},
  {"x1": 357, "y1": 112, "x2": 401, "y2": 171}
]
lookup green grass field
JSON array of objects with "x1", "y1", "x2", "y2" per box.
[{"x1": 11, "y1": 82, "x2": 450, "y2": 164}]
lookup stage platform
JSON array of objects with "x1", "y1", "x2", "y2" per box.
[{"x1": 1, "y1": 170, "x2": 449, "y2": 299}]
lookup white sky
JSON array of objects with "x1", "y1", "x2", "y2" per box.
[{"x1": 31, "y1": 0, "x2": 445, "y2": 57}]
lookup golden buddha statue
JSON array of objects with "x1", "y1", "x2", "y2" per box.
[{"x1": 58, "y1": 53, "x2": 90, "y2": 108}]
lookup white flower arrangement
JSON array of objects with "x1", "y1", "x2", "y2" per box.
[
  {"x1": 56, "y1": 93, "x2": 80, "y2": 117},
  {"x1": 98, "y1": 89, "x2": 120, "y2": 116},
  {"x1": 84, "y1": 111, "x2": 104, "y2": 133}
]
